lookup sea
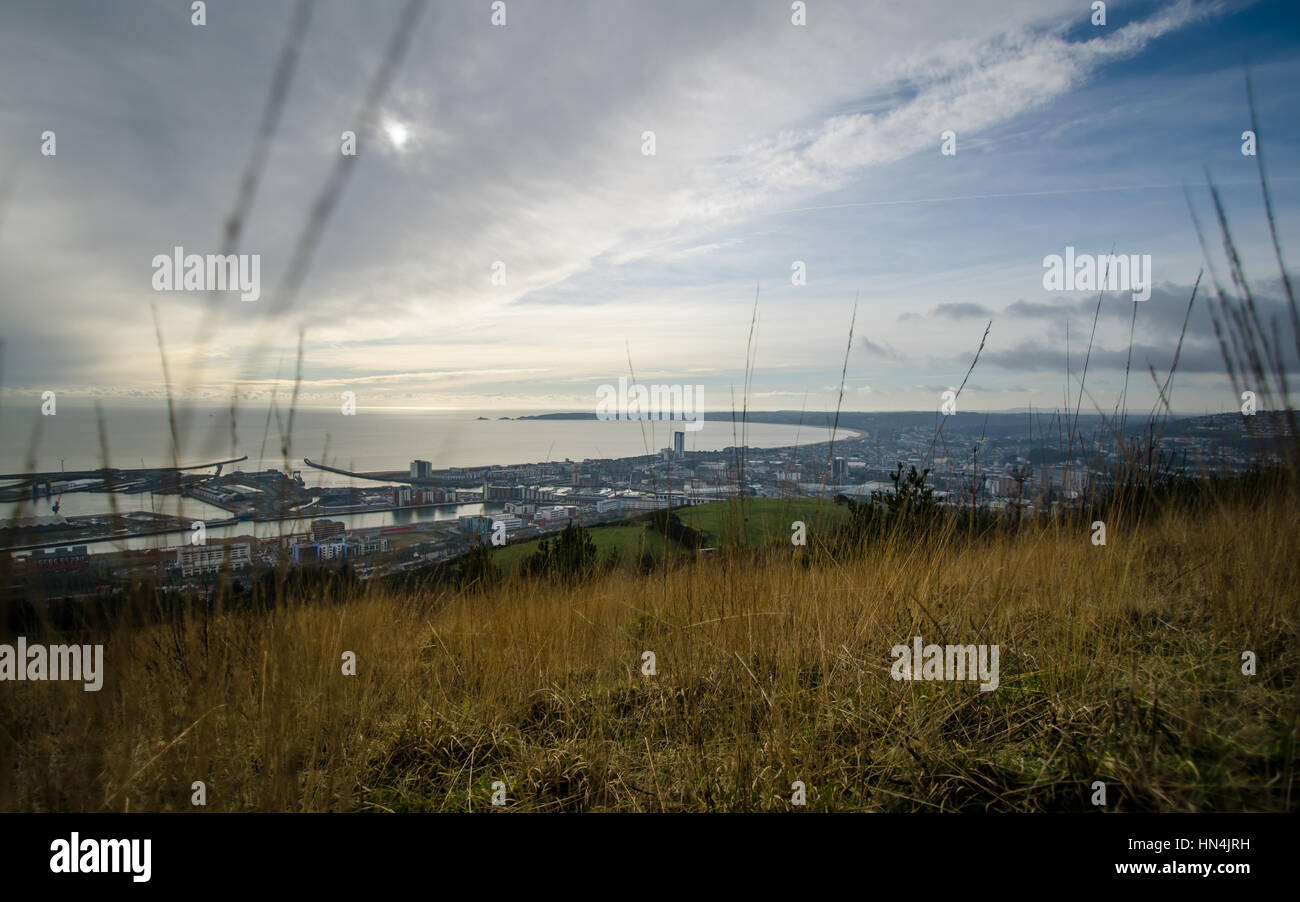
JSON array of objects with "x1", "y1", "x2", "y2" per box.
[{"x1": 0, "y1": 402, "x2": 836, "y2": 552}]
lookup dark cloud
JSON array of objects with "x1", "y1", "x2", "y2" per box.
[
  {"x1": 859, "y1": 336, "x2": 901, "y2": 360},
  {"x1": 1004, "y1": 300, "x2": 1062, "y2": 318},
  {"x1": 898, "y1": 302, "x2": 991, "y2": 321},
  {"x1": 933, "y1": 302, "x2": 992, "y2": 319},
  {"x1": 979, "y1": 339, "x2": 1244, "y2": 375},
  {"x1": 1001, "y1": 274, "x2": 1299, "y2": 346}
]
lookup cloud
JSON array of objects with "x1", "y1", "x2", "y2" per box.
[
  {"x1": 934, "y1": 302, "x2": 993, "y2": 319},
  {"x1": 980, "y1": 339, "x2": 1226, "y2": 374},
  {"x1": 1004, "y1": 300, "x2": 1064, "y2": 318},
  {"x1": 0, "y1": 0, "x2": 1252, "y2": 412},
  {"x1": 859, "y1": 337, "x2": 902, "y2": 360},
  {"x1": 970, "y1": 272, "x2": 1300, "y2": 377}
]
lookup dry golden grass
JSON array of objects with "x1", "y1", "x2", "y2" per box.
[{"x1": 3, "y1": 482, "x2": 1297, "y2": 812}]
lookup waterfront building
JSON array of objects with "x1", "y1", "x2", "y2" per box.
[
  {"x1": 176, "y1": 543, "x2": 251, "y2": 578},
  {"x1": 311, "y1": 519, "x2": 346, "y2": 542}
]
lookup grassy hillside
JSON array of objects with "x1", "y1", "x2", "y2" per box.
[
  {"x1": 492, "y1": 523, "x2": 673, "y2": 574},
  {"x1": 3, "y1": 478, "x2": 1296, "y2": 812},
  {"x1": 675, "y1": 497, "x2": 850, "y2": 548},
  {"x1": 491, "y1": 498, "x2": 847, "y2": 575}
]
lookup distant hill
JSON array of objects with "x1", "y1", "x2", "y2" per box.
[{"x1": 515, "y1": 409, "x2": 1112, "y2": 435}]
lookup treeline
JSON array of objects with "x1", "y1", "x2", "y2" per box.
[
  {"x1": 523, "y1": 523, "x2": 602, "y2": 582},
  {"x1": 646, "y1": 509, "x2": 707, "y2": 550},
  {"x1": 383, "y1": 523, "x2": 611, "y2": 593}
]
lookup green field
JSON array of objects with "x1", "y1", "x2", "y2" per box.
[
  {"x1": 491, "y1": 498, "x2": 849, "y2": 572},
  {"x1": 674, "y1": 497, "x2": 848, "y2": 548},
  {"x1": 492, "y1": 523, "x2": 674, "y2": 573}
]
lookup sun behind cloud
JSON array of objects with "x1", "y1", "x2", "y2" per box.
[{"x1": 383, "y1": 118, "x2": 410, "y2": 150}]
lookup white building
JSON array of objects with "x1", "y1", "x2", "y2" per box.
[
  {"x1": 534, "y1": 505, "x2": 578, "y2": 524},
  {"x1": 176, "y1": 543, "x2": 251, "y2": 577}
]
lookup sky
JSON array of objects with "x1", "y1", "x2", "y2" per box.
[{"x1": 1, "y1": 0, "x2": 1298, "y2": 415}]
